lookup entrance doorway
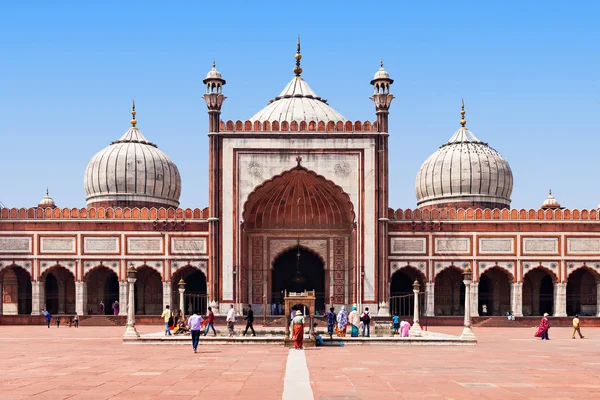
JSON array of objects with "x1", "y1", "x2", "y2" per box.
[
  {"x1": 272, "y1": 247, "x2": 326, "y2": 312},
  {"x1": 85, "y1": 266, "x2": 119, "y2": 315},
  {"x1": 523, "y1": 268, "x2": 555, "y2": 316},
  {"x1": 478, "y1": 267, "x2": 511, "y2": 316},
  {"x1": 389, "y1": 267, "x2": 425, "y2": 316}
]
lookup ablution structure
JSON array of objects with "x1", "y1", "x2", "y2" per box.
[{"x1": 1, "y1": 40, "x2": 599, "y2": 320}]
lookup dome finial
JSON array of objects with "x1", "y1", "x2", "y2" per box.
[
  {"x1": 549, "y1": 188, "x2": 552, "y2": 196},
  {"x1": 380, "y1": 58, "x2": 383, "y2": 68},
  {"x1": 131, "y1": 99, "x2": 137, "y2": 127},
  {"x1": 293, "y1": 35, "x2": 303, "y2": 77},
  {"x1": 212, "y1": 59, "x2": 216, "y2": 69},
  {"x1": 46, "y1": 187, "x2": 49, "y2": 196},
  {"x1": 460, "y1": 98, "x2": 466, "y2": 128}
]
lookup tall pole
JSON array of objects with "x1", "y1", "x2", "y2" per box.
[
  {"x1": 123, "y1": 265, "x2": 139, "y2": 339},
  {"x1": 178, "y1": 279, "x2": 186, "y2": 319},
  {"x1": 409, "y1": 280, "x2": 422, "y2": 337},
  {"x1": 461, "y1": 267, "x2": 476, "y2": 340}
]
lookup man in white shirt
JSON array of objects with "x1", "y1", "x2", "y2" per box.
[
  {"x1": 226, "y1": 304, "x2": 236, "y2": 337},
  {"x1": 187, "y1": 311, "x2": 204, "y2": 353}
]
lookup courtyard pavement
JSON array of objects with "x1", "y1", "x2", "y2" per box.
[{"x1": 0, "y1": 324, "x2": 598, "y2": 399}]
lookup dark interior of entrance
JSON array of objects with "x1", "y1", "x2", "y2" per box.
[
  {"x1": 272, "y1": 247, "x2": 325, "y2": 312},
  {"x1": 389, "y1": 268, "x2": 425, "y2": 316}
]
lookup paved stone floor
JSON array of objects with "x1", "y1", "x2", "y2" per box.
[{"x1": 0, "y1": 324, "x2": 599, "y2": 399}]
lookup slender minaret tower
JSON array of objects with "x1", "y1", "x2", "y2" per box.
[
  {"x1": 370, "y1": 61, "x2": 394, "y2": 311},
  {"x1": 203, "y1": 61, "x2": 226, "y2": 307}
]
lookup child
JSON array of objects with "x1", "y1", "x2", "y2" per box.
[
  {"x1": 312, "y1": 323, "x2": 324, "y2": 346},
  {"x1": 392, "y1": 313, "x2": 400, "y2": 335}
]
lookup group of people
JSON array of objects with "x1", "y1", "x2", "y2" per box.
[
  {"x1": 322, "y1": 305, "x2": 372, "y2": 338},
  {"x1": 535, "y1": 313, "x2": 586, "y2": 340},
  {"x1": 87, "y1": 300, "x2": 119, "y2": 316},
  {"x1": 41, "y1": 309, "x2": 79, "y2": 328}
]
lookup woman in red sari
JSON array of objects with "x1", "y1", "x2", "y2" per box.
[
  {"x1": 534, "y1": 313, "x2": 550, "y2": 340},
  {"x1": 291, "y1": 310, "x2": 305, "y2": 349}
]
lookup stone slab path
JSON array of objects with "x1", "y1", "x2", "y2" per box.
[{"x1": 0, "y1": 325, "x2": 599, "y2": 399}]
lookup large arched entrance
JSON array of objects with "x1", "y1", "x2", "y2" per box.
[
  {"x1": 478, "y1": 267, "x2": 512, "y2": 316},
  {"x1": 1, "y1": 266, "x2": 32, "y2": 315},
  {"x1": 85, "y1": 266, "x2": 119, "y2": 315},
  {"x1": 434, "y1": 267, "x2": 465, "y2": 316},
  {"x1": 389, "y1": 267, "x2": 425, "y2": 316},
  {"x1": 272, "y1": 247, "x2": 326, "y2": 312},
  {"x1": 567, "y1": 267, "x2": 599, "y2": 316},
  {"x1": 134, "y1": 266, "x2": 162, "y2": 315},
  {"x1": 523, "y1": 267, "x2": 556, "y2": 316},
  {"x1": 42, "y1": 266, "x2": 75, "y2": 314},
  {"x1": 242, "y1": 163, "x2": 355, "y2": 312},
  {"x1": 172, "y1": 266, "x2": 207, "y2": 315}
]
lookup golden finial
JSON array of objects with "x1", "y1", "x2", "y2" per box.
[
  {"x1": 293, "y1": 35, "x2": 303, "y2": 76},
  {"x1": 130, "y1": 99, "x2": 137, "y2": 127},
  {"x1": 460, "y1": 98, "x2": 466, "y2": 128}
]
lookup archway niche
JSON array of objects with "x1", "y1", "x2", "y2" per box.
[
  {"x1": 478, "y1": 267, "x2": 512, "y2": 316},
  {"x1": 1, "y1": 266, "x2": 32, "y2": 315},
  {"x1": 172, "y1": 266, "x2": 207, "y2": 315},
  {"x1": 134, "y1": 266, "x2": 162, "y2": 315},
  {"x1": 85, "y1": 266, "x2": 119, "y2": 315},
  {"x1": 523, "y1": 268, "x2": 556, "y2": 316},
  {"x1": 272, "y1": 247, "x2": 326, "y2": 313},
  {"x1": 389, "y1": 267, "x2": 425, "y2": 316},
  {"x1": 42, "y1": 266, "x2": 75, "y2": 314},
  {"x1": 434, "y1": 267, "x2": 465, "y2": 316},
  {"x1": 567, "y1": 267, "x2": 599, "y2": 316}
]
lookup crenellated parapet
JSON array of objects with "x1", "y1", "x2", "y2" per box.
[
  {"x1": 0, "y1": 206, "x2": 210, "y2": 220},
  {"x1": 388, "y1": 207, "x2": 600, "y2": 221},
  {"x1": 219, "y1": 119, "x2": 379, "y2": 133}
]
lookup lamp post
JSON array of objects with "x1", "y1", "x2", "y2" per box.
[
  {"x1": 178, "y1": 279, "x2": 186, "y2": 319},
  {"x1": 461, "y1": 266, "x2": 476, "y2": 340},
  {"x1": 123, "y1": 265, "x2": 139, "y2": 339},
  {"x1": 409, "y1": 280, "x2": 422, "y2": 337}
]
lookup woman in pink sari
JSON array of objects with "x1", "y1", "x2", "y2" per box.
[
  {"x1": 534, "y1": 313, "x2": 550, "y2": 340},
  {"x1": 400, "y1": 320, "x2": 410, "y2": 337}
]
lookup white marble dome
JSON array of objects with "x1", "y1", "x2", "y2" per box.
[
  {"x1": 38, "y1": 189, "x2": 56, "y2": 208},
  {"x1": 415, "y1": 124, "x2": 513, "y2": 209},
  {"x1": 84, "y1": 123, "x2": 181, "y2": 208}
]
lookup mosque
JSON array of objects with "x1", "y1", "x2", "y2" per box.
[{"x1": 1, "y1": 40, "x2": 599, "y2": 320}]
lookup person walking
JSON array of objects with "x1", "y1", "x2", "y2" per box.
[
  {"x1": 291, "y1": 310, "x2": 305, "y2": 349},
  {"x1": 326, "y1": 307, "x2": 336, "y2": 339},
  {"x1": 55, "y1": 315, "x2": 61, "y2": 328},
  {"x1": 161, "y1": 305, "x2": 173, "y2": 336},
  {"x1": 99, "y1": 301, "x2": 105, "y2": 315},
  {"x1": 226, "y1": 304, "x2": 236, "y2": 337},
  {"x1": 572, "y1": 314, "x2": 585, "y2": 339},
  {"x1": 204, "y1": 306, "x2": 217, "y2": 336},
  {"x1": 187, "y1": 310, "x2": 204, "y2": 353},
  {"x1": 534, "y1": 313, "x2": 550, "y2": 340},
  {"x1": 112, "y1": 301, "x2": 119, "y2": 316},
  {"x1": 361, "y1": 307, "x2": 371, "y2": 337},
  {"x1": 73, "y1": 313, "x2": 79, "y2": 328},
  {"x1": 42, "y1": 309, "x2": 52, "y2": 328},
  {"x1": 348, "y1": 306, "x2": 360, "y2": 337},
  {"x1": 243, "y1": 304, "x2": 256, "y2": 336}
]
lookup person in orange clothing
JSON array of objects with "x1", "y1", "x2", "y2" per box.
[{"x1": 572, "y1": 314, "x2": 585, "y2": 339}]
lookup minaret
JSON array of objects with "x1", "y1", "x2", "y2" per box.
[
  {"x1": 370, "y1": 61, "x2": 394, "y2": 312},
  {"x1": 203, "y1": 61, "x2": 226, "y2": 308},
  {"x1": 370, "y1": 60, "x2": 394, "y2": 132},
  {"x1": 203, "y1": 60, "x2": 227, "y2": 132}
]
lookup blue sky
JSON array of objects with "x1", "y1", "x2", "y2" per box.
[{"x1": 0, "y1": 1, "x2": 598, "y2": 210}]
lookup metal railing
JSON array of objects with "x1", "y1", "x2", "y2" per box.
[{"x1": 184, "y1": 293, "x2": 208, "y2": 315}]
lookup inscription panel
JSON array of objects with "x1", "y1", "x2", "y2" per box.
[
  {"x1": 435, "y1": 237, "x2": 470, "y2": 254},
  {"x1": 567, "y1": 238, "x2": 600, "y2": 254},
  {"x1": 390, "y1": 238, "x2": 426, "y2": 255},
  {"x1": 84, "y1": 237, "x2": 119, "y2": 254},
  {"x1": 0, "y1": 237, "x2": 32, "y2": 254},
  {"x1": 127, "y1": 237, "x2": 164, "y2": 254},
  {"x1": 40, "y1": 237, "x2": 76, "y2": 254},
  {"x1": 171, "y1": 237, "x2": 207, "y2": 254},
  {"x1": 522, "y1": 238, "x2": 558, "y2": 255},
  {"x1": 478, "y1": 238, "x2": 514, "y2": 254}
]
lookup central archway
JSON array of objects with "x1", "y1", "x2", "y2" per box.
[{"x1": 271, "y1": 247, "x2": 326, "y2": 312}]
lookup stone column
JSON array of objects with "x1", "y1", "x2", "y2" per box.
[
  {"x1": 58, "y1": 280, "x2": 66, "y2": 314},
  {"x1": 118, "y1": 281, "x2": 128, "y2": 316},
  {"x1": 554, "y1": 282, "x2": 567, "y2": 317},
  {"x1": 0, "y1": 275, "x2": 3, "y2": 315},
  {"x1": 425, "y1": 282, "x2": 435, "y2": 317},
  {"x1": 178, "y1": 279, "x2": 186, "y2": 319},
  {"x1": 162, "y1": 281, "x2": 172, "y2": 311},
  {"x1": 409, "y1": 280, "x2": 422, "y2": 337},
  {"x1": 124, "y1": 273, "x2": 139, "y2": 338},
  {"x1": 596, "y1": 281, "x2": 600, "y2": 317},
  {"x1": 75, "y1": 281, "x2": 87, "y2": 316},
  {"x1": 511, "y1": 282, "x2": 523, "y2": 317},
  {"x1": 471, "y1": 282, "x2": 479, "y2": 317},
  {"x1": 461, "y1": 271, "x2": 476, "y2": 340},
  {"x1": 31, "y1": 281, "x2": 42, "y2": 315}
]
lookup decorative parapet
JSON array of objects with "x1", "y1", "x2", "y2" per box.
[
  {"x1": 0, "y1": 206, "x2": 210, "y2": 220},
  {"x1": 219, "y1": 119, "x2": 379, "y2": 133},
  {"x1": 387, "y1": 207, "x2": 600, "y2": 221}
]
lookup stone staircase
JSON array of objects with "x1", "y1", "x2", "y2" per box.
[
  {"x1": 78, "y1": 315, "x2": 126, "y2": 326},
  {"x1": 474, "y1": 317, "x2": 535, "y2": 328}
]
